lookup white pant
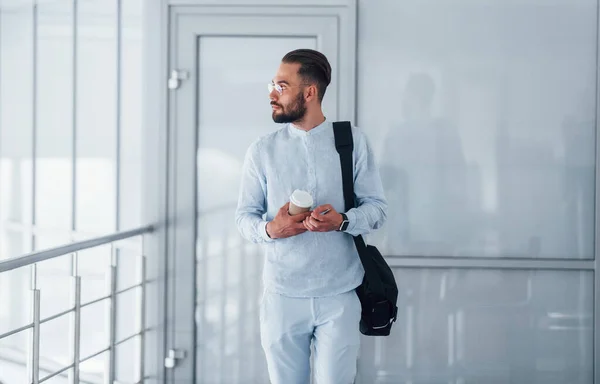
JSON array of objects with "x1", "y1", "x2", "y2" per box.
[{"x1": 260, "y1": 289, "x2": 361, "y2": 384}]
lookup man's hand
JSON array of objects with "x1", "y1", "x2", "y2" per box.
[
  {"x1": 266, "y1": 203, "x2": 312, "y2": 239},
  {"x1": 303, "y1": 204, "x2": 344, "y2": 233}
]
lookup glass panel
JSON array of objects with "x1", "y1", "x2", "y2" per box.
[
  {"x1": 35, "y1": 1, "x2": 74, "y2": 231},
  {"x1": 116, "y1": 287, "x2": 138, "y2": 341},
  {"x1": 36, "y1": 251, "x2": 71, "y2": 319},
  {"x1": 41, "y1": 369, "x2": 70, "y2": 384},
  {"x1": 358, "y1": 0, "x2": 597, "y2": 259},
  {"x1": 115, "y1": 336, "x2": 141, "y2": 383},
  {"x1": 0, "y1": 226, "x2": 32, "y2": 260},
  {"x1": 80, "y1": 350, "x2": 106, "y2": 383},
  {"x1": 116, "y1": 249, "x2": 140, "y2": 290},
  {"x1": 75, "y1": 0, "x2": 117, "y2": 234},
  {"x1": 0, "y1": 3, "x2": 34, "y2": 228},
  {"x1": 40, "y1": 314, "x2": 70, "y2": 372},
  {"x1": 358, "y1": 269, "x2": 593, "y2": 384},
  {"x1": 0, "y1": 265, "x2": 31, "y2": 336},
  {"x1": 79, "y1": 245, "x2": 111, "y2": 304},
  {"x1": 194, "y1": 36, "x2": 314, "y2": 383},
  {"x1": 80, "y1": 298, "x2": 107, "y2": 359},
  {"x1": 197, "y1": 241, "x2": 266, "y2": 384},
  {"x1": 0, "y1": 330, "x2": 29, "y2": 384},
  {"x1": 119, "y1": 0, "x2": 144, "y2": 230}
]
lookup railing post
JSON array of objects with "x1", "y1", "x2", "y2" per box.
[
  {"x1": 106, "y1": 244, "x2": 118, "y2": 384},
  {"x1": 27, "y1": 264, "x2": 40, "y2": 384},
  {"x1": 138, "y1": 254, "x2": 146, "y2": 383},
  {"x1": 69, "y1": 252, "x2": 81, "y2": 384}
]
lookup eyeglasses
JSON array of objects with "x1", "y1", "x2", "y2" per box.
[{"x1": 268, "y1": 82, "x2": 309, "y2": 95}]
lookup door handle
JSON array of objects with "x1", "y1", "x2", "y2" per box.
[{"x1": 168, "y1": 69, "x2": 189, "y2": 90}]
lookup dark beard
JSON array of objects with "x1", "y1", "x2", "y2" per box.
[{"x1": 272, "y1": 91, "x2": 306, "y2": 123}]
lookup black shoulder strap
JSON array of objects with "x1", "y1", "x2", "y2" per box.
[
  {"x1": 333, "y1": 121, "x2": 375, "y2": 271},
  {"x1": 333, "y1": 121, "x2": 355, "y2": 213},
  {"x1": 334, "y1": 122, "x2": 388, "y2": 296}
]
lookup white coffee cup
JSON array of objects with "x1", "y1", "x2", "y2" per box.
[{"x1": 288, "y1": 189, "x2": 313, "y2": 215}]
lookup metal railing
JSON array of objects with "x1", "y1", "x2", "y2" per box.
[{"x1": 0, "y1": 225, "x2": 154, "y2": 384}]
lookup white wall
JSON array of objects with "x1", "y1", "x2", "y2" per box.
[{"x1": 356, "y1": 1, "x2": 595, "y2": 382}]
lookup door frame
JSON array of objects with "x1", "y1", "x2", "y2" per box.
[{"x1": 143, "y1": 1, "x2": 357, "y2": 383}]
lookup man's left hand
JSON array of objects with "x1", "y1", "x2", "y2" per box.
[{"x1": 303, "y1": 204, "x2": 344, "y2": 232}]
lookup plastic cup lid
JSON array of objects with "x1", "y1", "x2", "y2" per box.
[{"x1": 290, "y1": 189, "x2": 313, "y2": 208}]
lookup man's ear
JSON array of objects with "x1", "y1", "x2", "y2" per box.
[{"x1": 305, "y1": 84, "x2": 318, "y2": 102}]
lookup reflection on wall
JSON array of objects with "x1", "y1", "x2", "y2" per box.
[
  {"x1": 379, "y1": 73, "x2": 472, "y2": 256},
  {"x1": 359, "y1": 0, "x2": 597, "y2": 259}
]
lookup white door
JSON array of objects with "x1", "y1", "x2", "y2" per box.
[{"x1": 167, "y1": 3, "x2": 357, "y2": 382}]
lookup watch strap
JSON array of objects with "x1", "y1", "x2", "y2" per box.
[{"x1": 339, "y1": 213, "x2": 349, "y2": 231}]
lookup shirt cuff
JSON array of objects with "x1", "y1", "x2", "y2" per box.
[
  {"x1": 345, "y1": 209, "x2": 357, "y2": 234},
  {"x1": 259, "y1": 220, "x2": 274, "y2": 242}
]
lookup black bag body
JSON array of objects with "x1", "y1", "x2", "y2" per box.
[{"x1": 333, "y1": 121, "x2": 399, "y2": 336}]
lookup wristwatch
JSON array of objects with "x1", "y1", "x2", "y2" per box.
[{"x1": 338, "y1": 213, "x2": 350, "y2": 232}]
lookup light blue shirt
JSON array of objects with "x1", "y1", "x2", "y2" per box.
[{"x1": 235, "y1": 120, "x2": 387, "y2": 297}]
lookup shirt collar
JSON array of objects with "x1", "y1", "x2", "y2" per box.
[{"x1": 288, "y1": 119, "x2": 330, "y2": 137}]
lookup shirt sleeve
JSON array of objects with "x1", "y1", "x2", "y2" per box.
[
  {"x1": 235, "y1": 140, "x2": 274, "y2": 243},
  {"x1": 344, "y1": 128, "x2": 388, "y2": 236}
]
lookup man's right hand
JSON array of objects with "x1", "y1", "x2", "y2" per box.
[{"x1": 266, "y1": 203, "x2": 312, "y2": 239}]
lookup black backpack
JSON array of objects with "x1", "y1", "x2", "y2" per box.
[{"x1": 333, "y1": 121, "x2": 399, "y2": 336}]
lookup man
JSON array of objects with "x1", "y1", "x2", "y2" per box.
[{"x1": 235, "y1": 49, "x2": 387, "y2": 384}]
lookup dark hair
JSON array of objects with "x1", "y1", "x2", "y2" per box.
[{"x1": 282, "y1": 49, "x2": 331, "y2": 102}]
